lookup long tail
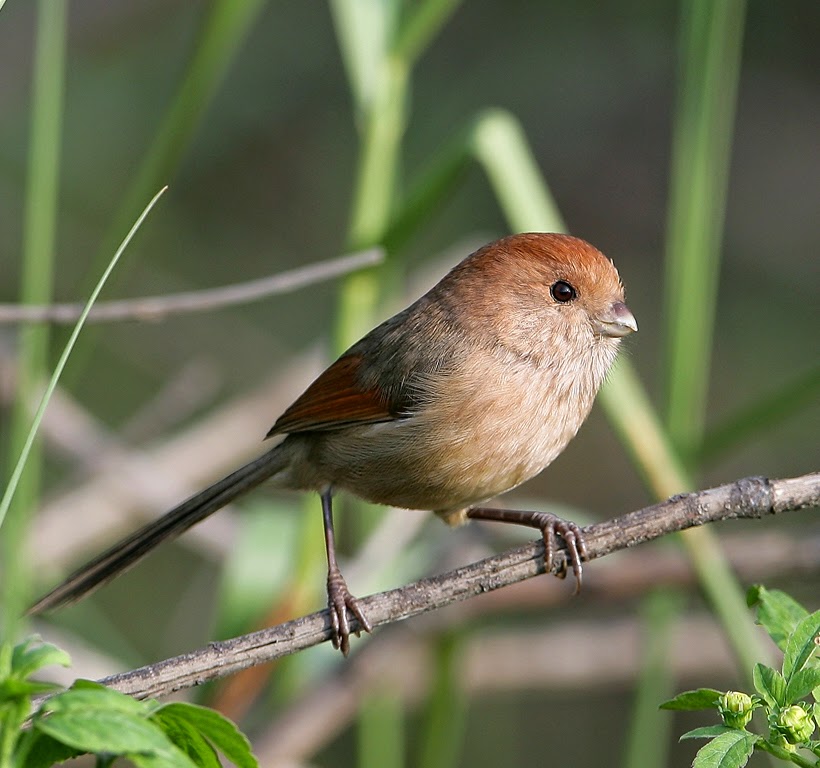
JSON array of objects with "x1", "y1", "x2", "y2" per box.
[{"x1": 29, "y1": 446, "x2": 289, "y2": 615}]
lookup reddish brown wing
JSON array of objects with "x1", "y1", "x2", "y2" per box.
[{"x1": 267, "y1": 354, "x2": 397, "y2": 436}]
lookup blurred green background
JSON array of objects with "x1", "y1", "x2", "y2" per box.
[{"x1": 1, "y1": 1, "x2": 817, "y2": 766}]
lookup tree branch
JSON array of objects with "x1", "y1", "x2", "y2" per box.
[
  {"x1": 98, "y1": 471, "x2": 818, "y2": 700},
  {"x1": 0, "y1": 249, "x2": 382, "y2": 324}
]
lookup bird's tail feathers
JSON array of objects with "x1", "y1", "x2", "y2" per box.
[{"x1": 29, "y1": 446, "x2": 289, "y2": 615}]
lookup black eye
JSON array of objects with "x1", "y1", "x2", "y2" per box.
[{"x1": 550, "y1": 280, "x2": 576, "y2": 303}]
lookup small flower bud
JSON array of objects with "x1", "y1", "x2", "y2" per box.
[
  {"x1": 774, "y1": 704, "x2": 815, "y2": 745},
  {"x1": 718, "y1": 691, "x2": 754, "y2": 729}
]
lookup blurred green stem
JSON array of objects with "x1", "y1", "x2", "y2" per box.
[
  {"x1": 336, "y1": 55, "x2": 408, "y2": 349},
  {"x1": 418, "y1": 632, "x2": 468, "y2": 768},
  {"x1": 358, "y1": 688, "x2": 405, "y2": 768},
  {"x1": 600, "y1": 362, "x2": 767, "y2": 677},
  {"x1": 663, "y1": 0, "x2": 747, "y2": 458},
  {"x1": 393, "y1": 0, "x2": 461, "y2": 66},
  {"x1": 2, "y1": 0, "x2": 66, "y2": 632},
  {"x1": 334, "y1": 0, "x2": 462, "y2": 349},
  {"x1": 623, "y1": 590, "x2": 682, "y2": 768}
]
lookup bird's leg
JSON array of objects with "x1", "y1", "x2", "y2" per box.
[
  {"x1": 321, "y1": 489, "x2": 372, "y2": 655},
  {"x1": 466, "y1": 507, "x2": 588, "y2": 593}
]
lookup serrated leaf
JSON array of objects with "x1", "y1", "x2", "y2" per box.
[
  {"x1": 11, "y1": 638, "x2": 71, "y2": 680},
  {"x1": 783, "y1": 610, "x2": 820, "y2": 682},
  {"x1": 153, "y1": 702, "x2": 258, "y2": 768},
  {"x1": 151, "y1": 710, "x2": 221, "y2": 768},
  {"x1": 747, "y1": 586, "x2": 809, "y2": 651},
  {"x1": 691, "y1": 730, "x2": 757, "y2": 768},
  {"x1": 784, "y1": 666, "x2": 820, "y2": 704},
  {"x1": 681, "y1": 725, "x2": 736, "y2": 740},
  {"x1": 661, "y1": 688, "x2": 723, "y2": 710},
  {"x1": 753, "y1": 664, "x2": 786, "y2": 707},
  {"x1": 33, "y1": 708, "x2": 192, "y2": 765}
]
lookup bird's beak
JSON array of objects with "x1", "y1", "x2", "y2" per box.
[{"x1": 594, "y1": 301, "x2": 638, "y2": 338}]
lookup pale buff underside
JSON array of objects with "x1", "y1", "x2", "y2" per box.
[{"x1": 271, "y1": 327, "x2": 621, "y2": 524}]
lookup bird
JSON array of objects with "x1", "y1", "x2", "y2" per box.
[{"x1": 30, "y1": 232, "x2": 637, "y2": 655}]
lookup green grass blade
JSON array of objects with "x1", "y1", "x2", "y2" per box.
[
  {"x1": 663, "y1": 0, "x2": 747, "y2": 457},
  {"x1": 330, "y1": 0, "x2": 398, "y2": 113},
  {"x1": 393, "y1": 0, "x2": 462, "y2": 67},
  {"x1": 3, "y1": 0, "x2": 67, "y2": 634},
  {"x1": 357, "y1": 689, "x2": 405, "y2": 768},
  {"x1": 623, "y1": 591, "x2": 683, "y2": 768},
  {"x1": 470, "y1": 109, "x2": 565, "y2": 234},
  {"x1": 417, "y1": 632, "x2": 468, "y2": 768},
  {"x1": 0, "y1": 187, "x2": 168, "y2": 631},
  {"x1": 1, "y1": 186, "x2": 168, "y2": 531}
]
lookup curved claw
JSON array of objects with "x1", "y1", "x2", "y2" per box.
[
  {"x1": 545, "y1": 517, "x2": 587, "y2": 594},
  {"x1": 327, "y1": 567, "x2": 372, "y2": 656},
  {"x1": 465, "y1": 506, "x2": 588, "y2": 594}
]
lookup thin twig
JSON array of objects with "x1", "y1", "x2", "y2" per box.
[
  {"x1": 0, "y1": 249, "x2": 383, "y2": 324},
  {"x1": 96, "y1": 471, "x2": 819, "y2": 700}
]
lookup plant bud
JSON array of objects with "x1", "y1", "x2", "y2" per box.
[
  {"x1": 774, "y1": 704, "x2": 815, "y2": 745},
  {"x1": 718, "y1": 691, "x2": 754, "y2": 729}
]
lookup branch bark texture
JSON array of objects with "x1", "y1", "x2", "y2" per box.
[
  {"x1": 99, "y1": 471, "x2": 818, "y2": 700},
  {"x1": 0, "y1": 249, "x2": 381, "y2": 324}
]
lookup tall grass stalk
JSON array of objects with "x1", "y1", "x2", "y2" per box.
[
  {"x1": 663, "y1": 0, "x2": 747, "y2": 458},
  {"x1": 2, "y1": 0, "x2": 67, "y2": 633},
  {"x1": 1, "y1": 187, "x2": 167, "y2": 634}
]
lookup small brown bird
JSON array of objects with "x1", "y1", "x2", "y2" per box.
[{"x1": 31, "y1": 233, "x2": 636, "y2": 654}]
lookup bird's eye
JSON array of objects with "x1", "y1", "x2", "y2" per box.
[{"x1": 550, "y1": 280, "x2": 577, "y2": 303}]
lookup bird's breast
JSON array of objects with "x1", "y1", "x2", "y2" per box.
[{"x1": 289, "y1": 343, "x2": 611, "y2": 513}]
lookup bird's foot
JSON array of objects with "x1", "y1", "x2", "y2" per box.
[
  {"x1": 327, "y1": 566, "x2": 372, "y2": 655},
  {"x1": 466, "y1": 507, "x2": 588, "y2": 593}
]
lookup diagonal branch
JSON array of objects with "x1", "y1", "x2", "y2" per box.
[
  {"x1": 97, "y1": 471, "x2": 818, "y2": 700},
  {"x1": 0, "y1": 249, "x2": 382, "y2": 324}
]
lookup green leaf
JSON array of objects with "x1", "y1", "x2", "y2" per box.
[
  {"x1": 0, "y1": 678, "x2": 62, "y2": 702},
  {"x1": 11, "y1": 638, "x2": 71, "y2": 680},
  {"x1": 752, "y1": 664, "x2": 786, "y2": 708},
  {"x1": 682, "y1": 725, "x2": 736, "y2": 739},
  {"x1": 33, "y1": 709, "x2": 194, "y2": 766},
  {"x1": 747, "y1": 586, "x2": 809, "y2": 651},
  {"x1": 785, "y1": 666, "x2": 820, "y2": 705},
  {"x1": 151, "y1": 710, "x2": 221, "y2": 768},
  {"x1": 152, "y1": 702, "x2": 258, "y2": 768},
  {"x1": 128, "y1": 751, "x2": 199, "y2": 768},
  {"x1": 12, "y1": 730, "x2": 82, "y2": 768},
  {"x1": 40, "y1": 679, "x2": 150, "y2": 716},
  {"x1": 1, "y1": 698, "x2": 31, "y2": 764},
  {"x1": 783, "y1": 610, "x2": 820, "y2": 682},
  {"x1": 691, "y1": 730, "x2": 757, "y2": 768},
  {"x1": 661, "y1": 688, "x2": 723, "y2": 710}
]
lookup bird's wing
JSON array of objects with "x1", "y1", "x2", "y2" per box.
[{"x1": 267, "y1": 353, "x2": 402, "y2": 436}]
